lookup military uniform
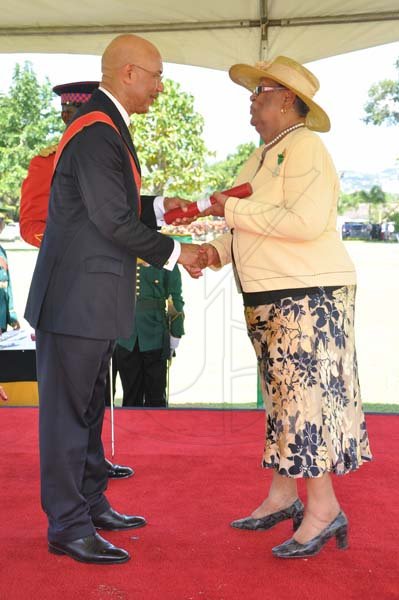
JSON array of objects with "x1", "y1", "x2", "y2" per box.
[
  {"x1": 115, "y1": 262, "x2": 184, "y2": 407},
  {"x1": 0, "y1": 245, "x2": 18, "y2": 331},
  {"x1": 19, "y1": 144, "x2": 57, "y2": 247},
  {"x1": 19, "y1": 81, "x2": 99, "y2": 248}
]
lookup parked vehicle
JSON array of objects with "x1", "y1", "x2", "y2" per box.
[{"x1": 341, "y1": 221, "x2": 372, "y2": 240}]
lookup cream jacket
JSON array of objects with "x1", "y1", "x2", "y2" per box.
[{"x1": 211, "y1": 127, "x2": 356, "y2": 292}]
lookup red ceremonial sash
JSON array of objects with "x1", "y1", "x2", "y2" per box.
[{"x1": 53, "y1": 111, "x2": 141, "y2": 215}]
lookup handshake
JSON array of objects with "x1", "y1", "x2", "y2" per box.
[
  {"x1": 177, "y1": 243, "x2": 220, "y2": 278},
  {"x1": 164, "y1": 195, "x2": 224, "y2": 278}
]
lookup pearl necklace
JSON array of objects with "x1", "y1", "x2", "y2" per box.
[{"x1": 263, "y1": 122, "x2": 305, "y2": 151}]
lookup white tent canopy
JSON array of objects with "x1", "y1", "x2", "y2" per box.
[{"x1": 1, "y1": 1, "x2": 399, "y2": 69}]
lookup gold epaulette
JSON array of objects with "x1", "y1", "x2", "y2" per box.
[
  {"x1": 137, "y1": 258, "x2": 149, "y2": 266},
  {"x1": 39, "y1": 143, "x2": 58, "y2": 157}
]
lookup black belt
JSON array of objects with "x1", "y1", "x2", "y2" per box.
[
  {"x1": 242, "y1": 286, "x2": 344, "y2": 307},
  {"x1": 136, "y1": 298, "x2": 165, "y2": 310}
]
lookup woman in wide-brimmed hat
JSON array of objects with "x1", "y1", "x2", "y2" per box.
[{"x1": 195, "y1": 56, "x2": 372, "y2": 558}]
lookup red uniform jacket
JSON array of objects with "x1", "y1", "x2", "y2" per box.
[{"x1": 19, "y1": 147, "x2": 56, "y2": 247}]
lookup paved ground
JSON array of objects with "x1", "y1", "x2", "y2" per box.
[{"x1": 4, "y1": 240, "x2": 399, "y2": 406}]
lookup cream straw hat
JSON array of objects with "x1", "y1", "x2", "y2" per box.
[{"x1": 229, "y1": 56, "x2": 330, "y2": 132}]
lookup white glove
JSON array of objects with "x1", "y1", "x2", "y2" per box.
[{"x1": 170, "y1": 335, "x2": 180, "y2": 358}]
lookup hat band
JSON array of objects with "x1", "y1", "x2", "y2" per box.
[{"x1": 61, "y1": 92, "x2": 92, "y2": 104}]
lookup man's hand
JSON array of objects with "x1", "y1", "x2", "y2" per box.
[
  {"x1": 200, "y1": 193, "x2": 228, "y2": 218},
  {"x1": 199, "y1": 243, "x2": 221, "y2": 268},
  {"x1": 183, "y1": 265, "x2": 203, "y2": 279},
  {"x1": 0, "y1": 386, "x2": 8, "y2": 402},
  {"x1": 182, "y1": 243, "x2": 221, "y2": 279},
  {"x1": 164, "y1": 197, "x2": 198, "y2": 225},
  {"x1": 178, "y1": 243, "x2": 208, "y2": 269}
]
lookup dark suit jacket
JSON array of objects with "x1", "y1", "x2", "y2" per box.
[{"x1": 25, "y1": 89, "x2": 174, "y2": 340}]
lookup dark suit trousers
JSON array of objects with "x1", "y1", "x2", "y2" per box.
[
  {"x1": 115, "y1": 342, "x2": 167, "y2": 407},
  {"x1": 36, "y1": 330, "x2": 113, "y2": 543}
]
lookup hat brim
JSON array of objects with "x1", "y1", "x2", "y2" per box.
[
  {"x1": 229, "y1": 64, "x2": 330, "y2": 133},
  {"x1": 52, "y1": 81, "x2": 100, "y2": 96}
]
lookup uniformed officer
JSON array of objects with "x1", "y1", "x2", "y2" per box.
[
  {"x1": 19, "y1": 81, "x2": 133, "y2": 479},
  {"x1": 0, "y1": 216, "x2": 20, "y2": 333},
  {"x1": 115, "y1": 261, "x2": 185, "y2": 407},
  {"x1": 19, "y1": 82, "x2": 99, "y2": 247}
]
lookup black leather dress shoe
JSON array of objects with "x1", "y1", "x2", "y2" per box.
[
  {"x1": 231, "y1": 499, "x2": 304, "y2": 531},
  {"x1": 272, "y1": 511, "x2": 348, "y2": 558},
  {"x1": 105, "y1": 458, "x2": 134, "y2": 479},
  {"x1": 92, "y1": 507, "x2": 147, "y2": 531},
  {"x1": 48, "y1": 533, "x2": 130, "y2": 564}
]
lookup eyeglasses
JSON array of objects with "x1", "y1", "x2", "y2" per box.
[
  {"x1": 130, "y1": 63, "x2": 163, "y2": 82},
  {"x1": 253, "y1": 85, "x2": 285, "y2": 97}
]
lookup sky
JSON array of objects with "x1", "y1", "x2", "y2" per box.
[{"x1": 0, "y1": 41, "x2": 398, "y2": 173}]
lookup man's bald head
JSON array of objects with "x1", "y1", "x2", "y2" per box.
[
  {"x1": 101, "y1": 34, "x2": 161, "y2": 79},
  {"x1": 100, "y1": 34, "x2": 163, "y2": 115}
]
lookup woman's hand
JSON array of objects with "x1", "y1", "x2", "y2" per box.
[
  {"x1": 201, "y1": 193, "x2": 228, "y2": 218},
  {"x1": 199, "y1": 243, "x2": 221, "y2": 268},
  {"x1": 183, "y1": 243, "x2": 221, "y2": 279},
  {"x1": 164, "y1": 197, "x2": 198, "y2": 225}
]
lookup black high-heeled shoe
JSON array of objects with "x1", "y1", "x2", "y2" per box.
[
  {"x1": 272, "y1": 511, "x2": 348, "y2": 558},
  {"x1": 230, "y1": 498, "x2": 304, "y2": 531}
]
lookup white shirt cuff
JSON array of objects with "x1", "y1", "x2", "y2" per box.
[
  {"x1": 153, "y1": 196, "x2": 180, "y2": 270},
  {"x1": 163, "y1": 240, "x2": 180, "y2": 271},
  {"x1": 154, "y1": 196, "x2": 165, "y2": 225}
]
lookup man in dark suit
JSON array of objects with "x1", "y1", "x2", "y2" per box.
[
  {"x1": 20, "y1": 80, "x2": 133, "y2": 480},
  {"x1": 25, "y1": 33, "x2": 204, "y2": 565}
]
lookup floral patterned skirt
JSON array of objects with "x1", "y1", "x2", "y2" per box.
[{"x1": 245, "y1": 285, "x2": 372, "y2": 478}]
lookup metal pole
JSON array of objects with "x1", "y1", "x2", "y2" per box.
[
  {"x1": 109, "y1": 356, "x2": 115, "y2": 458},
  {"x1": 2, "y1": 12, "x2": 399, "y2": 38},
  {"x1": 166, "y1": 356, "x2": 171, "y2": 407}
]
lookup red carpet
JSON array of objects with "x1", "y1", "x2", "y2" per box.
[{"x1": 0, "y1": 408, "x2": 398, "y2": 600}]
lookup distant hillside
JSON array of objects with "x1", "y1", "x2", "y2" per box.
[{"x1": 340, "y1": 168, "x2": 399, "y2": 194}]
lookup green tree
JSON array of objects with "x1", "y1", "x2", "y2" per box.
[
  {"x1": 385, "y1": 208, "x2": 399, "y2": 233},
  {"x1": 337, "y1": 191, "x2": 361, "y2": 216},
  {"x1": 205, "y1": 142, "x2": 257, "y2": 192},
  {"x1": 0, "y1": 62, "x2": 63, "y2": 217},
  {"x1": 363, "y1": 57, "x2": 399, "y2": 125},
  {"x1": 358, "y1": 185, "x2": 387, "y2": 222},
  {"x1": 131, "y1": 79, "x2": 209, "y2": 197}
]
